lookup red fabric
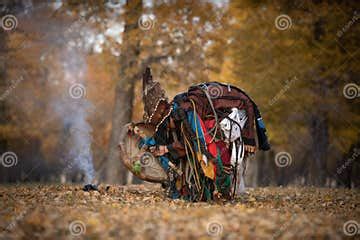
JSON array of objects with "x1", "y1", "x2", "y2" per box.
[
  {"x1": 204, "y1": 119, "x2": 216, "y2": 130},
  {"x1": 216, "y1": 141, "x2": 231, "y2": 166},
  {"x1": 203, "y1": 119, "x2": 230, "y2": 166},
  {"x1": 198, "y1": 115, "x2": 218, "y2": 158},
  {"x1": 203, "y1": 119, "x2": 231, "y2": 168},
  {"x1": 197, "y1": 114, "x2": 218, "y2": 176}
]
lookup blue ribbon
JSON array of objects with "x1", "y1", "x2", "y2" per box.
[{"x1": 187, "y1": 111, "x2": 206, "y2": 149}]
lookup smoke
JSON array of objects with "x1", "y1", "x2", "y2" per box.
[
  {"x1": 18, "y1": 2, "x2": 116, "y2": 183},
  {"x1": 67, "y1": 101, "x2": 95, "y2": 184},
  {"x1": 52, "y1": 46, "x2": 95, "y2": 183},
  {"x1": 42, "y1": 12, "x2": 98, "y2": 184}
]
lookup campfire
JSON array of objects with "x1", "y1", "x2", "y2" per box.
[{"x1": 82, "y1": 184, "x2": 98, "y2": 192}]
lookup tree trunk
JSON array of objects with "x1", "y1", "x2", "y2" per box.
[
  {"x1": 0, "y1": 1, "x2": 12, "y2": 181},
  {"x1": 337, "y1": 142, "x2": 359, "y2": 188},
  {"x1": 309, "y1": 113, "x2": 329, "y2": 186},
  {"x1": 106, "y1": 79, "x2": 136, "y2": 184},
  {"x1": 105, "y1": 0, "x2": 143, "y2": 184}
]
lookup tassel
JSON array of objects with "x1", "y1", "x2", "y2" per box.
[{"x1": 197, "y1": 152, "x2": 215, "y2": 179}]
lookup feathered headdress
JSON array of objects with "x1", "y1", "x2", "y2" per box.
[{"x1": 142, "y1": 67, "x2": 171, "y2": 132}]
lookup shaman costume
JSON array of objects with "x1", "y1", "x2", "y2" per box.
[{"x1": 119, "y1": 68, "x2": 270, "y2": 201}]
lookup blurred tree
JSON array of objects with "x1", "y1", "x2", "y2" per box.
[
  {"x1": 226, "y1": 0, "x2": 360, "y2": 186},
  {"x1": 0, "y1": 2, "x2": 9, "y2": 181},
  {"x1": 0, "y1": 0, "x2": 26, "y2": 181},
  {"x1": 0, "y1": 0, "x2": 228, "y2": 183},
  {"x1": 3, "y1": 0, "x2": 357, "y2": 188},
  {"x1": 106, "y1": 0, "x2": 143, "y2": 184}
]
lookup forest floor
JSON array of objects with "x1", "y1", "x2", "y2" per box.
[{"x1": 0, "y1": 184, "x2": 359, "y2": 240}]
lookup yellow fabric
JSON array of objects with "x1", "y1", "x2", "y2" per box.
[
  {"x1": 198, "y1": 152, "x2": 215, "y2": 179},
  {"x1": 191, "y1": 99, "x2": 215, "y2": 180}
]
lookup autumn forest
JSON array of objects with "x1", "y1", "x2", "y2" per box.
[{"x1": 0, "y1": 0, "x2": 359, "y2": 239}]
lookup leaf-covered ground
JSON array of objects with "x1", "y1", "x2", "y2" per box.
[{"x1": 0, "y1": 184, "x2": 359, "y2": 239}]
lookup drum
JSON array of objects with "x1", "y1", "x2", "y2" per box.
[{"x1": 118, "y1": 123, "x2": 168, "y2": 183}]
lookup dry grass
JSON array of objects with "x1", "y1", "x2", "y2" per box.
[{"x1": 0, "y1": 184, "x2": 359, "y2": 239}]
